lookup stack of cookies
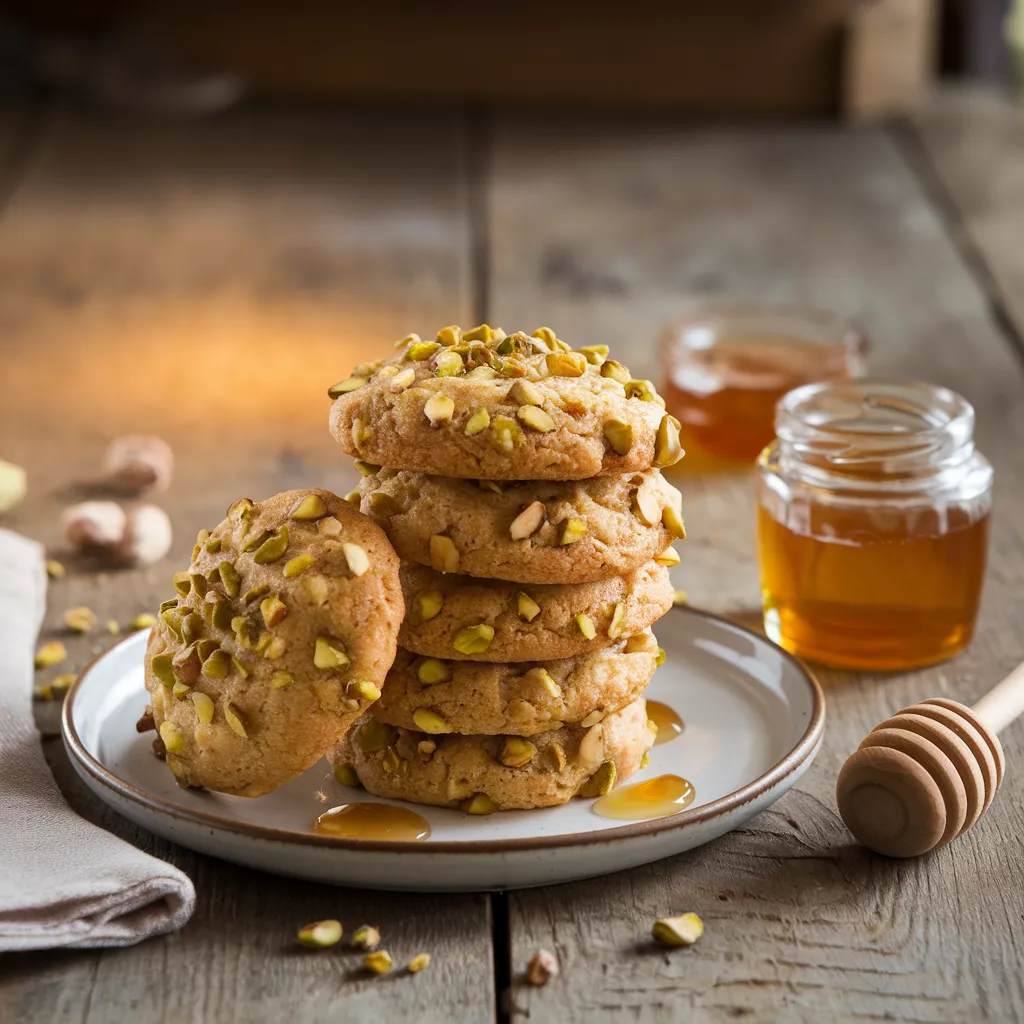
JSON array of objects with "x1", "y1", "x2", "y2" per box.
[{"x1": 326, "y1": 325, "x2": 686, "y2": 813}]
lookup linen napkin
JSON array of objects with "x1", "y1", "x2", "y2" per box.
[{"x1": 0, "y1": 528, "x2": 195, "y2": 950}]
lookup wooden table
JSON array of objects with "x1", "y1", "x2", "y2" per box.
[{"x1": 2, "y1": 85, "x2": 1023, "y2": 1023}]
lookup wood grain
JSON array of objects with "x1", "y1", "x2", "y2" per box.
[
  {"x1": 488, "y1": 114, "x2": 1024, "y2": 1021},
  {"x1": 0, "y1": 102, "x2": 491, "y2": 1023}
]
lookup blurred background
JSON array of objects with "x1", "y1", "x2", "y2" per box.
[{"x1": 1, "y1": 0, "x2": 1022, "y2": 616}]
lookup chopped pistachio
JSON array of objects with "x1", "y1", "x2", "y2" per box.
[
  {"x1": 418, "y1": 739, "x2": 437, "y2": 756},
  {"x1": 525, "y1": 948, "x2": 560, "y2": 987},
  {"x1": 424, "y1": 393, "x2": 455, "y2": 426},
  {"x1": 333, "y1": 763, "x2": 360, "y2": 787},
  {"x1": 172, "y1": 681, "x2": 192, "y2": 698},
  {"x1": 243, "y1": 529, "x2": 273, "y2": 553},
  {"x1": 380, "y1": 747, "x2": 401, "y2": 774},
  {"x1": 227, "y1": 497, "x2": 255, "y2": 524},
  {"x1": 353, "y1": 460, "x2": 380, "y2": 478},
  {"x1": 411, "y1": 590, "x2": 444, "y2": 624},
  {"x1": 253, "y1": 526, "x2": 289, "y2": 565},
  {"x1": 509, "y1": 500, "x2": 545, "y2": 540},
  {"x1": 559, "y1": 518, "x2": 587, "y2": 545},
  {"x1": 395, "y1": 331, "x2": 421, "y2": 348},
  {"x1": 465, "y1": 793, "x2": 497, "y2": 815},
  {"x1": 390, "y1": 366, "x2": 416, "y2": 391},
  {"x1": 489, "y1": 415, "x2": 521, "y2": 453},
  {"x1": 603, "y1": 418, "x2": 634, "y2": 456},
  {"x1": 408, "y1": 340, "x2": 441, "y2": 361},
  {"x1": 303, "y1": 574, "x2": 330, "y2": 606},
  {"x1": 408, "y1": 953, "x2": 431, "y2": 974},
  {"x1": 624, "y1": 634, "x2": 647, "y2": 653},
  {"x1": 348, "y1": 680, "x2": 381, "y2": 702},
  {"x1": 209, "y1": 597, "x2": 232, "y2": 631},
  {"x1": 652, "y1": 912, "x2": 704, "y2": 947},
  {"x1": 509, "y1": 379, "x2": 543, "y2": 406},
  {"x1": 190, "y1": 691, "x2": 215, "y2": 725},
  {"x1": 607, "y1": 602, "x2": 626, "y2": 639},
  {"x1": 579, "y1": 344, "x2": 609, "y2": 366},
  {"x1": 673, "y1": 589, "x2": 688, "y2": 606},
  {"x1": 270, "y1": 670, "x2": 293, "y2": 689},
  {"x1": 218, "y1": 561, "x2": 241, "y2": 597},
  {"x1": 64, "y1": 606, "x2": 97, "y2": 633},
  {"x1": 195, "y1": 638, "x2": 220, "y2": 661},
  {"x1": 655, "y1": 546, "x2": 680, "y2": 567},
  {"x1": 530, "y1": 667, "x2": 561, "y2": 698},
  {"x1": 342, "y1": 542, "x2": 370, "y2": 577},
  {"x1": 434, "y1": 349, "x2": 464, "y2": 377},
  {"x1": 640, "y1": 751, "x2": 651, "y2": 769},
  {"x1": 367, "y1": 492, "x2": 399, "y2": 518},
  {"x1": 452, "y1": 623, "x2": 494, "y2": 655},
  {"x1": 364, "y1": 950, "x2": 393, "y2": 975},
  {"x1": 181, "y1": 611, "x2": 203, "y2": 644},
  {"x1": 45, "y1": 559, "x2": 65, "y2": 579},
  {"x1": 159, "y1": 721, "x2": 184, "y2": 754},
  {"x1": 130, "y1": 612, "x2": 156, "y2": 630},
  {"x1": 289, "y1": 494, "x2": 328, "y2": 520},
  {"x1": 500, "y1": 737, "x2": 537, "y2": 768},
  {"x1": 172, "y1": 571, "x2": 192, "y2": 598},
  {"x1": 462, "y1": 323, "x2": 494, "y2": 342},
  {"x1": 151, "y1": 653, "x2": 175, "y2": 687},
  {"x1": 600, "y1": 359, "x2": 630, "y2": 384},
  {"x1": 517, "y1": 405, "x2": 555, "y2": 432},
  {"x1": 545, "y1": 351, "x2": 587, "y2": 377},
  {"x1": 314, "y1": 635, "x2": 350, "y2": 670},
  {"x1": 413, "y1": 708, "x2": 450, "y2": 734},
  {"x1": 634, "y1": 481, "x2": 661, "y2": 526},
  {"x1": 546, "y1": 742, "x2": 567, "y2": 771},
  {"x1": 656, "y1": 646, "x2": 666, "y2": 666},
  {"x1": 575, "y1": 613, "x2": 597, "y2": 640},
  {"x1": 190, "y1": 573, "x2": 208, "y2": 600},
  {"x1": 662, "y1": 504, "x2": 686, "y2": 539},
  {"x1": 581, "y1": 709, "x2": 605, "y2": 727},
  {"x1": 417, "y1": 658, "x2": 451, "y2": 685},
  {"x1": 435, "y1": 324, "x2": 462, "y2": 346},
  {"x1": 205, "y1": 536, "x2": 222, "y2": 554},
  {"x1": 517, "y1": 592, "x2": 541, "y2": 622},
  {"x1": 465, "y1": 407, "x2": 491, "y2": 436},
  {"x1": 429, "y1": 535, "x2": 459, "y2": 573},
  {"x1": 578, "y1": 759, "x2": 616, "y2": 797},
  {"x1": 653, "y1": 414, "x2": 684, "y2": 468},
  {"x1": 355, "y1": 718, "x2": 397, "y2": 754},
  {"x1": 297, "y1": 919, "x2": 343, "y2": 949},
  {"x1": 284, "y1": 553, "x2": 315, "y2": 578},
  {"x1": 328, "y1": 377, "x2": 367, "y2": 399},
  {"x1": 260, "y1": 594, "x2": 288, "y2": 628},
  {"x1": 34, "y1": 641, "x2": 67, "y2": 670},
  {"x1": 202, "y1": 649, "x2": 231, "y2": 679},
  {"x1": 531, "y1": 326, "x2": 558, "y2": 348},
  {"x1": 224, "y1": 702, "x2": 248, "y2": 738},
  {"x1": 625, "y1": 379, "x2": 659, "y2": 402},
  {"x1": 106, "y1": 619, "x2": 119, "y2": 634}
]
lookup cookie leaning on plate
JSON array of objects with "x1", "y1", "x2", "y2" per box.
[
  {"x1": 373, "y1": 630, "x2": 660, "y2": 735},
  {"x1": 328, "y1": 325, "x2": 684, "y2": 480},
  {"x1": 330, "y1": 696, "x2": 655, "y2": 811},
  {"x1": 144, "y1": 489, "x2": 403, "y2": 797},
  {"x1": 360, "y1": 467, "x2": 684, "y2": 584},
  {"x1": 399, "y1": 561, "x2": 673, "y2": 662}
]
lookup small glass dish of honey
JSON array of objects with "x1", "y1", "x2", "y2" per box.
[
  {"x1": 757, "y1": 380, "x2": 993, "y2": 671},
  {"x1": 660, "y1": 306, "x2": 868, "y2": 472}
]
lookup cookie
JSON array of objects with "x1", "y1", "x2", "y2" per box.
[
  {"x1": 329, "y1": 696, "x2": 655, "y2": 811},
  {"x1": 328, "y1": 325, "x2": 683, "y2": 480},
  {"x1": 399, "y1": 561, "x2": 672, "y2": 662},
  {"x1": 144, "y1": 488, "x2": 403, "y2": 797},
  {"x1": 359, "y1": 468, "x2": 684, "y2": 584},
  {"x1": 372, "y1": 630, "x2": 659, "y2": 735}
]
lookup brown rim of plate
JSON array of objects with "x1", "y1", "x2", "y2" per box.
[{"x1": 61, "y1": 605, "x2": 825, "y2": 856}]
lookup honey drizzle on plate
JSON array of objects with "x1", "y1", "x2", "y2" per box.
[
  {"x1": 314, "y1": 803, "x2": 430, "y2": 841},
  {"x1": 646, "y1": 700, "x2": 684, "y2": 745},
  {"x1": 592, "y1": 774, "x2": 695, "y2": 821}
]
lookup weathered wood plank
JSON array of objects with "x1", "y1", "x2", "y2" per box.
[
  {"x1": 0, "y1": 103, "x2": 491, "y2": 1023},
  {"x1": 489, "y1": 116, "x2": 1024, "y2": 1022},
  {"x1": 910, "y1": 85, "x2": 1024, "y2": 346}
]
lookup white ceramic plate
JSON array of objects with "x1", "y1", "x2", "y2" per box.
[{"x1": 63, "y1": 607, "x2": 824, "y2": 891}]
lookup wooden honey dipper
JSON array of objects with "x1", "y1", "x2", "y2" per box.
[{"x1": 836, "y1": 661, "x2": 1023, "y2": 857}]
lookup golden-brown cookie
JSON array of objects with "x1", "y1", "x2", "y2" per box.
[
  {"x1": 372, "y1": 630, "x2": 659, "y2": 735},
  {"x1": 144, "y1": 489, "x2": 403, "y2": 797},
  {"x1": 328, "y1": 325, "x2": 683, "y2": 480},
  {"x1": 399, "y1": 561, "x2": 672, "y2": 662},
  {"x1": 329, "y1": 696, "x2": 655, "y2": 811},
  {"x1": 359, "y1": 467, "x2": 684, "y2": 584}
]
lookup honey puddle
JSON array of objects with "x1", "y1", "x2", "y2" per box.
[
  {"x1": 646, "y1": 701, "x2": 685, "y2": 745},
  {"x1": 314, "y1": 803, "x2": 431, "y2": 841},
  {"x1": 592, "y1": 774, "x2": 695, "y2": 821}
]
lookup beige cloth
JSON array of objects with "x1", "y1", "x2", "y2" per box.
[{"x1": 0, "y1": 529, "x2": 195, "y2": 950}]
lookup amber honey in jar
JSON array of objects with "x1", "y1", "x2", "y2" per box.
[
  {"x1": 756, "y1": 380, "x2": 992, "y2": 671},
  {"x1": 660, "y1": 307, "x2": 867, "y2": 472}
]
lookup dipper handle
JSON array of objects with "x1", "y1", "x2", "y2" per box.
[{"x1": 972, "y1": 659, "x2": 1024, "y2": 735}]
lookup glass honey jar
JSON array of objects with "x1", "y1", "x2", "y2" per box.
[
  {"x1": 660, "y1": 306, "x2": 868, "y2": 472},
  {"x1": 756, "y1": 380, "x2": 993, "y2": 671}
]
